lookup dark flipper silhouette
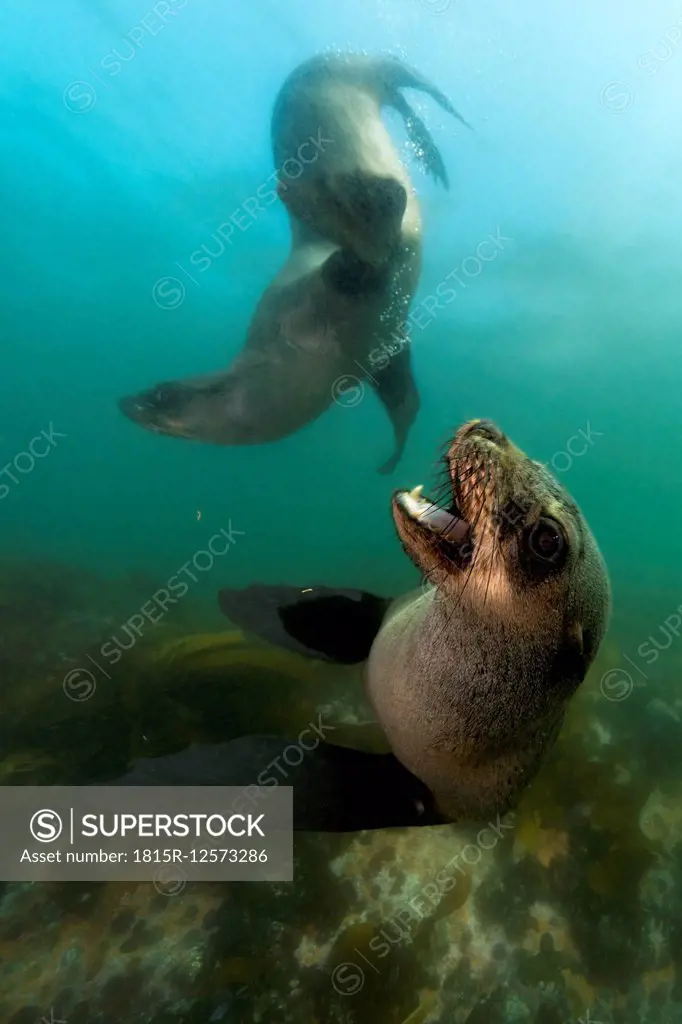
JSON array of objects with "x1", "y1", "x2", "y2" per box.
[
  {"x1": 218, "y1": 582, "x2": 392, "y2": 663},
  {"x1": 111, "y1": 584, "x2": 446, "y2": 831},
  {"x1": 370, "y1": 342, "x2": 420, "y2": 475},
  {"x1": 113, "y1": 735, "x2": 444, "y2": 831}
]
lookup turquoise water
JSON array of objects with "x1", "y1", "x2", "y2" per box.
[
  {"x1": 2, "y1": 0, "x2": 680, "y2": 601},
  {"x1": 2, "y1": 2, "x2": 682, "y2": 1021}
]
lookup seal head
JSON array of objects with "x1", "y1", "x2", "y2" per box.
[{"x1": 118, "y1": 371, "x2": 266, "y2": 444}]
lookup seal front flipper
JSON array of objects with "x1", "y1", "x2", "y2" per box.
[
  {"x1": 371, "y1": 343, "x2": 420, "y2": 475},
  {"x1": 319, "y1": 249, "x2": 420, "y2": 474},
  {"x1": 218, "y1": 584, "x2": 392, "y2": 664},
  {"x1": 112, "y1": 736, "x2": 444, "y2": 831}
]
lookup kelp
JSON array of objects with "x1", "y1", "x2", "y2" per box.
[
  {"x1": 149, "y1": 630, "x2": 324, "y2": 684},
  {"x1": 0, "y1": 751, "x2": 57, "y2": 783},
  {"x1": 401, "y1": 989, "x2": 438, "y2": 1024}
]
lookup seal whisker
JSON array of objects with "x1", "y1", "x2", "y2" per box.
[
  {"x1": 427, "y1": 468, "x2": 491, "y2": 658},
  {"x1": 453, "y1": 469, "x2": 490, "y2": 595},
  {"x1": 431, "y1": 460, "x2": 461, "y2": 510},
  {"x1": 483, "y1": 489, "x2": 501, "y2": 610},
  {"x1": 456, "y1": 471, "x2": 482, "y2": 507}
]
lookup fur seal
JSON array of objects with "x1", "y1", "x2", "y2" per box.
[
  {"x1": 118, "y1": 54, "x2": 467, "y2": 474},
  {"x1": 114, "y1": 419, "x2": 611, "y2": 831},
  {"x1": 271, "y1": 52, "x2": 472, "y2": 267}
]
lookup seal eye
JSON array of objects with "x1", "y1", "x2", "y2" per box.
[{"x1": 527, "y1": 517, "x2": 565, "y2": 566}]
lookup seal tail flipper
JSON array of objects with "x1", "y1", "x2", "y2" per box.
[
  {"x1": 217, "y1": 584, "x2": 392, "y2": 664},
  {"x1": 390, "y1": 92, "x2": 450, "y2": 190},
  {"x1": 112, "y1": 736, "x2": 444, "y2": 831},
  {"x1": 371, "y1": 343, "x2": 420, "y2": 475},
  {"x1": 380, "y1": 58, "x2": 474, "y2": 132}
]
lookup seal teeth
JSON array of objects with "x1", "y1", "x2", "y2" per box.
[
  {"x1": 397, "y1": 487, "x2": 430, "y2": 521},
  {"x1": 396, "y1": 485, "x2": 470, "y2": 546}
]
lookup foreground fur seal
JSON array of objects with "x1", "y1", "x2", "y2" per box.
[
  {"x1": 118, "y1": 53, "x2": 467, "y2": 474},
  {"x1": 115, "y1": 419, "x2": 611, "y2": 831}
]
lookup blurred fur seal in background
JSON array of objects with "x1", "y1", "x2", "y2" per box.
[
  {"x1": 115, "y1": 419, "x2": 611, "y2": 830},
  {"x1": 119, "y1": 53, "x2": 469, "y2": 473}
]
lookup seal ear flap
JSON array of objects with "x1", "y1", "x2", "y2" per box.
[{"x1": 217, "y1": 584, "x2": 392, "y2": 664}]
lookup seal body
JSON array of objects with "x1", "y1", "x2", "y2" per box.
[{"x1": 367, "y1": 588, "x2": 581, "y2": 821}]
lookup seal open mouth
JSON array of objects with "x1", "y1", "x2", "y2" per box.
[
  {"x1": 391, "y1": 419, "x2": 512, "y2": 576},
  {"x1": 397, "y1": 485, "x2": 470, "y2": 545},
  {"x1": 394, "y1": 484, "x2": 472, "y2": 569}
]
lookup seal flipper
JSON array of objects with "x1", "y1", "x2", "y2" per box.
[
  {"x1": 390, "y1": 92, "x2": 450, "y2": 190},
  {"x1": 320, "y1": 246, "x2": 420, "y2": 475},
  {"x1": 371, "y1": 343, "x2": 420, "y2": 475},
  {"x1": 218, "y1": 584, "x2": 392, "y2": 664},
  {"x1": 112, "y1": 735, "x2": 444, "y2": 831},
  {"x1": 380, "y1": 57, "x2": 474, "y2": 133}
]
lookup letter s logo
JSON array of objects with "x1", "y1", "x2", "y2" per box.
[{"x1": 30, "y1": 809, "x2": 63, "y2": 842}]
